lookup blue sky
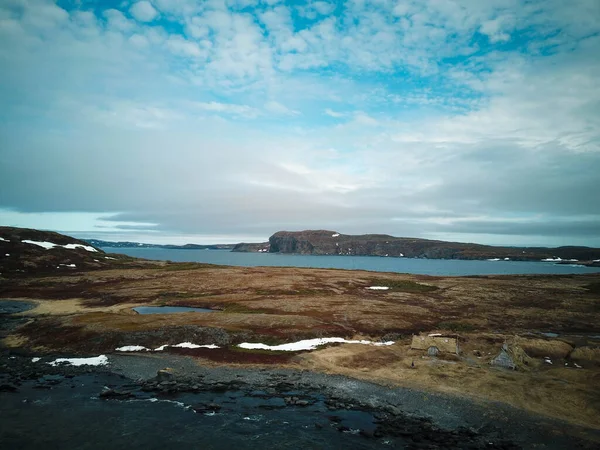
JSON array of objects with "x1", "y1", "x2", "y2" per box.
[{"x1": 0, "y1": 0, "x2": 599, "y2": 245}]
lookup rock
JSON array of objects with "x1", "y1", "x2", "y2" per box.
[
  {"x1": 0, "y1": 383, "x2": 17, "y2": 392},
  {"x1": 359, "y1": 429, "x2": 374, "y2": 438},
  {"x1": 192, "y1": 403, "x2": 221, "y2": 413},
  {"x1": 99, "y1": 388, "x2": 134, "y2": 399},
  {"x1": 156, "y1": 369, "x2": 175, "y2": 382}
]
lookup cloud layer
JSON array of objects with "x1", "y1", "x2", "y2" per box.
[{"x1": 0, "y1": 0, "x2": 599, "y2": 245}]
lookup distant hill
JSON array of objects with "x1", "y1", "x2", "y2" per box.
[
  {"x1": 0, "y1": 227, "x2": 130, "y2": 275},
  {"x1": 84, "y1": 239, "x2": 235, "y2": 250},
  {"x1": 233, "y1": 229, "x2": 600, "y2": 263}
]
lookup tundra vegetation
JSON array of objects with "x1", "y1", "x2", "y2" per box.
[{"x1": 1, "y1": 227, "x2": 600, "y2": 431}]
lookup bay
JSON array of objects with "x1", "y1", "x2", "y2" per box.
[{"x1": 102, "y1": 248, "x2": 600, "y2": 276}]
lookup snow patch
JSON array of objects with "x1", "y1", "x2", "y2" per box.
[
  {"x1": 366, "y1": 286, "x2": 389, "y2": 290},
  {"x1": 5, "y1": 254, "x2": 9, "y2": 257},
  {"x1": 22, "y1": 240, "x2": 97, "y2": 252},
  {"x1": 31, "y1": 357, "x2": 40, "y2": 362},
  {"x1": 487, "y1": 258, "x2": 500, "y2": 261},
  {"x1": 0, "y1": 237, "x2": 8, "y2": 242},
  {"x1": 115, "y1": 345, "x2": 149, "y2": 352},
  {"x1": 504, "y1": 258, "x2": 510, "y2": 261},
  {"x1": 48, "y1": 355, "x2": 108, "y2": 367},
  {"x1": 238, "y1": 337, "x2": 394, "y2": 352},
  {"x1": 331, "y1": 233, "x2": 340, "y2": 237},
  {"x1": 63, "y1": 243, "x2": 97, "y2": 252},
  {"x1": 172, "y1": 342, "x2": 220, "y2": 349},
  {"x1": 428, "y1": 333, "x2": 442, "y2": 337},
  {"x1": 152, "y1": 343, "x2": 219, "y2": 351}
]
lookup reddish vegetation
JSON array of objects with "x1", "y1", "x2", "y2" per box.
[{"x1": 168, "y1": 346, "x2": 297, "y2": 364}]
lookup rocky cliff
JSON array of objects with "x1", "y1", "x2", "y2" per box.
[{"x1": 257, "y1": 230, "x2": 600, "y2": 261}]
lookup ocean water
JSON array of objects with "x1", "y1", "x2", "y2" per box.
[{"x1": 103, "y1": 248, "x2": 600, "y2": 276}]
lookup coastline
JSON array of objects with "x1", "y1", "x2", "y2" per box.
[{"x1": 2, "y1": 351, "x2": 599, "y2": 449}]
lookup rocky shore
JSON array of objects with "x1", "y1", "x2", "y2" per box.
[{"x1": 2, "y1": 351, "x2": 599, "y2": 449}]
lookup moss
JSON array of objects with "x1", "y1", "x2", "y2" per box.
[
  {"x1": 437, "y1": 321, "x2": 476, "y2": 332},
  {"x1": 230, "y1": 346, "x2": 297, "y2": 356},
  {"x1": 221, "y1": 303, "x2": 269, "y2": 314},
  {"x1": 160, "y1": 262, "x2": 226, "y2": 271},
  {"x1": 584, "y1": 282, "x2": 600, "y2": 294}
]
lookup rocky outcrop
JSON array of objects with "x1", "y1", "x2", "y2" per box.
[{"x1": 255, "y1": 230, "x2": 600, "y2": 261}]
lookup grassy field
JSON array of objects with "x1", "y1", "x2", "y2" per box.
[{"x1": 1, "y1": 263, "x2": 600, "y2": 429}]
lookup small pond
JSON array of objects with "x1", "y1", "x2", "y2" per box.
[
  {"x1": 0, "y1": 300, "x2": 37, "y2": 314},
  {"x1": 133, "y1": 306, "x2": 215, "y2": 314}
]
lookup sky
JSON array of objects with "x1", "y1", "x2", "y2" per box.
[{"x1": 0, "y1": 0, "x2": 599, "y2": 246}]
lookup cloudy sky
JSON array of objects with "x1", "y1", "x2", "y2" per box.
[{"x1": 1, "y1": 0, "x2": 599, "y2": 246}]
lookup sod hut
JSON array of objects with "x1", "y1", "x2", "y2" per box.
[
  {"x1": 411, "y1": 334, "x2": 459, "y2": 355},
  {"x1": 490, "y1": 342, "x2": 532, "y2": 370}
]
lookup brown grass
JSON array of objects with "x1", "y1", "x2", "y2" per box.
[
  {"x1": 571, "y1": 347, "x2": 600, "y2": 364},
  {"x1": 2, "y1": 265, "x2": 600, "y2": 429},
  {"x1": 515, "y1": 337, "x2": 573, "y2": 359}
]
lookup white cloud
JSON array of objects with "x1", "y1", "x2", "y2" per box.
[
  {"x1": 324, "y1": 108, "x2": 344, "y2": 118},
  {"x1": 479, "y1": 16, "x2": 514, "y2": 43},
  {"x1": 166, "y1": 35, "x2": 205, "y2": 57},
  {"x1": 265, "y1": 100, "x2": 300, "y2": 116},
  {"x1": 129, "y1": 1, "x2": 158, "y2": 23},
  {"x1": 192, "y1": 101, "x2": 261, "y2": 118},
  {"x1": 0, "y1": 0, "x2": 599, "y2": 245},
  {"x1": 104, "y1": 9, "x2": 136, "y2": 32}
]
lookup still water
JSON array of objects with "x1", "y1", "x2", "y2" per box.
[{"x1": 103, "y1": 248, "x2": 600, "y2": 276}]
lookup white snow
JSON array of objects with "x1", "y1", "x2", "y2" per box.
[
  {"x1": 366, "y1": 286, "x2": 389, "y2": 290},
  {"x1": 62, "y1": 244, "x2": 97, "y2": 252},
  {"x1": 332, "y1": 233, "x2": 340, "y2": 237},
  {"x1": 238, "y1": 337, "x2": 394, "y2": 352},
  {"x1": 5, "y1": 254, "x2": 9, "y2": 257},
  {"x1": 0, "y1": 237, "x2": 8, "y2": 242},
  {"x1": 574, "y1": 363, "x2": 582, "y2": 369},
  {"x1": 31, "y1": 357, "x2": 40, "y2": 362},
  {"x1": 105, "y1": 257, "x2": 116, "y2": 260},
  {"x1": 58, "y1": 264, "x2": 76, "y2": 268},
  {"x1": 544, "y1": 357, "x2": 553, "y2": 365},
  {"x1": 428, "y1": 333, "x2": 442, "y2": 337},
  {"x1": 115, "y1": 345, "x2": 149, "y2": 352},
  {"x1": 594, "y1": 259, "x2": 600, "y2": 263},
  {"x1": 399, "y1": 253, "x2": 404, "y2": 257},
  {"x1": 504, "y1": 258, "x2": 510, "y2": 261},
  {"x1": 153, "y1": 343, "x2": 219, "y2": 350},
  {"x1": 172, "y1": 342, "x2": 220, "y2": 349},
  {"x1": 22, "y1": 240, "x2": 97, "y2": 252},
  {"x1": 47, "y1": 355, "x2": 108, "y2": 367},
  {"x1": 487, "y1": 258, "x2": 500, "y2": 261},
  {"x1": 541, "y1": 257, "x2": 562, "y2": 262},
  {"x1": 23, "y1": 240, "x2": 56, "y2": 249}
]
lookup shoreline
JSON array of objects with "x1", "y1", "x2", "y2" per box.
[{"x1": 2, "y1": 351, "x2": 600, "y2": 449}]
